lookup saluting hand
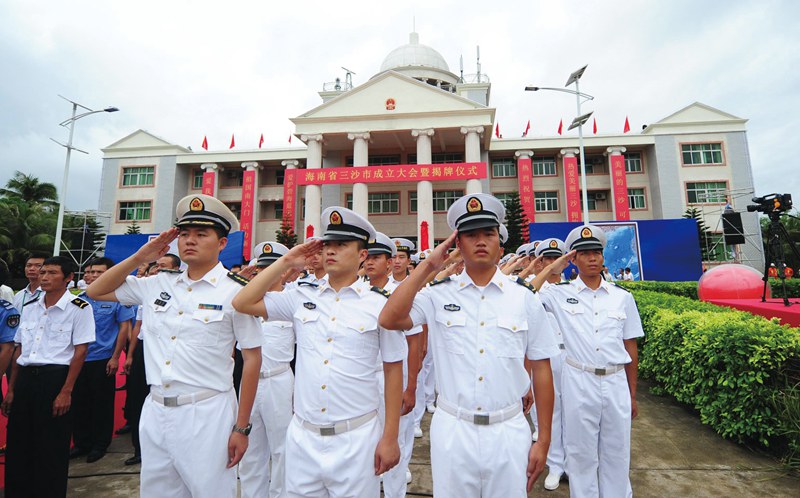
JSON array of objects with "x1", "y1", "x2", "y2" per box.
[
  {"x1": 424, "y1": 230, "x2": 458, "y2": 272},
  {"x1": 134, "y1": 227, "x2": 179, "y2": 264},
  {"x1": 282, "y1": 239, "x2": 323, "y2": 271}
]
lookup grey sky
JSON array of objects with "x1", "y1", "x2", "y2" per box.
[{"x1": 1, "y1": 0, "x2": 798, "y2": 213}]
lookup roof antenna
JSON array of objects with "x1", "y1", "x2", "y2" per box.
[
  {"x1": 476, "y1": 45, "x2": 481, "y2": 81},
  {"x1": 341, "y1": 67, "x2": 356, "y2": 90},
  {"x1": 459, "y1": 54, "x2": 464, "y2": 83}
]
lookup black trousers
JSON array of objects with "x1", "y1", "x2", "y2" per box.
[
  {"x1": 5, "y1": 365, "x2": 71, "y2": 498},
  {"x1": 72, "y1": 359, "x2": 116, "y2": 452},
  {"x1": 125, "y1": 340, "x2": 148, "y2": 456}
]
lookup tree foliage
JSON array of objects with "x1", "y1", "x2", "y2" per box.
[
  {"x1": 503, "y1": 192, "x2": 529, "y2": 254},
  {"x1": 126, "y1": 220, "x2": 142, "y2": 235},
  {"x1": 276, "y1": 218, "x2": 298, "y2": 248},
  {"x1": 683, "y1": 207, "x2": 713, "y2": 261},
  {"x1": 759, "y1": 210, "x2": 800, "y2": 272},
  {"x1": 0, "y1": 170, "x2": 58, "y2": 207}
]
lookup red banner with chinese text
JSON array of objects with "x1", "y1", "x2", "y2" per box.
[
  {"x1": 282, "y1": 169, "x2": 297, "y2": 233},
  {"x1": 295, "y1": 162, "x2": 486, "y2": 185},
  {"x1": 517, "y1": 157, "x2": 535, "y2": 223},
  {"x1": 240, "y1": 170, "x2": 256, "y2": 260},
  {"x1": 202, "y1": 171, "x2": 215, "y2": 196},
  {"x1": 563, "y1": 156, "x2": 582, "y2": 222},
  {"x1": 610, "y1": 154, "x2": 630, "y2": 220}
]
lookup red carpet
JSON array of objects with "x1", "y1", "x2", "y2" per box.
[
  {"x1": 706, "y1": 298, "x2": 800, "y2": 327},
  {"x1": 0, "y1": 352, "x2": 130, "y2": 488}
]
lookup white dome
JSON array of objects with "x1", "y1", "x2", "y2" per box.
[{"x1": 380, "y1": 32, "x2": 451, "y2": 73}]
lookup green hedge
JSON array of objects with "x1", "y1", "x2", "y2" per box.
[
  {"x1": 631, "y1": 289, "x2": 800, "y2": 448},
  {"x1": 618, "y1": 278, "x2": 800, "y2": 299},
  {"x1": 768, "y1": 278, "x2": 800, "y2": 299}
]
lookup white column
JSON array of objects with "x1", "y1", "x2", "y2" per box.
[
  {"x1": 200, "y1": 163, "x2": 220, "y2": 197},
  {"x1": 348, "y1": 132, "x2": 370, "y2": 217},
  {"x1": 606, "y1": 146, "x2": 627, "y2": 219},
  {"x1": 412, "y1": 128, "x2": 435, "y2": 247},
  {"x1": 461, "y1": 126, "x2": 484, "y2": 194},
  {"x1": 301, "y1": 134, "x2": 323, "y2": 239},
  {"x1": 281, "y1": 159, "x2": 299, "y2": 170}
]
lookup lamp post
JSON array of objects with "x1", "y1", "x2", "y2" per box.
[
  {"x1": 526, "y1": 65, "x2": 594, "y2": 223},
  {"x1": 51, "y1": 96, "x2": 118, "y2": 256}
]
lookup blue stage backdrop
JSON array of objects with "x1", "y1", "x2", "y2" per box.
[
  {"x1": 529, "y1": 219, "x2": 702, "y2": 282},
  {"x1": 104, "y1": 231, "x2": 245, "y2": 271}
]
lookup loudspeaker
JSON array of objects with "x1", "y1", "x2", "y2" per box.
[{"x1": 722, "y1": 212, "x2": 745, "y2": 245}]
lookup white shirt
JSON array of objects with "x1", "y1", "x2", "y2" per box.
[
  {"x1": 264, "y1": 277, "x2": 407, "y2": 425},
  {"x1": 115, "y1": 262, "x2": 262, "y2": 394},
  {"x1": 409, "y1": 269, "x2": 560, "y2": 412},
  {"x1": 623, "y1": 272, "x2": 634, "y2": 281},
  {"x1": 539, "y1": 276, "x2": 644, "y2": 367},
  {"x1": 13, "y1": 285, "x2": 42, "y2": 317},
  {"x1": 14, "y1": 291, "x2": 95, "y2": 366},
  {"x1": 380, "y1": 279, "x2": 422, "y2": 388}
]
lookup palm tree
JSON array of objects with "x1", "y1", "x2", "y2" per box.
[
  {"x1": 0, "y1": 198, "x2": 54, "y2": 277},
  {"x1": 0, "y1": 170, "x2": 59, "y2": 207}
]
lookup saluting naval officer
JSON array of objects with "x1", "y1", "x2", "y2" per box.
[
  {"x1": 87, "y1": 194, "x2": 262, "y2": 498},
  {"x1": 232, "y1": 207, "x2": 406, "y2": 498},
  {"x1": 537, "y1": 225, "x2": 644, "y2": 498},
  {"x1": 3, "y1": 256, "x2": 95, "y2": 498},
  {"x1": 379, "y1": 193, "x2": 560, "y2": 497},
  {"x1": 366, "y1": 232, "x2": 422, "y2": 496},
  {"x1": 238, "y1": 241, "x2": 295, "y2": 498}
]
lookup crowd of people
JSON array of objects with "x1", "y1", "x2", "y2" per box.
[{"x1": 0, "y1": 191, "x2": 643, "y2": 498}]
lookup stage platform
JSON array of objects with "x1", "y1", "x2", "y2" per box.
[{"x1": 706, "y1": 298, "x2": 800, "y2": 327}]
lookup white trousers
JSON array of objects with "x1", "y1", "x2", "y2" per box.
[
  {"x1": 422, "y1": 335, "x2": 436, "y2": 406},
  {"x1": 531, "y1": 351, "x2": 567, "y2": 475},
  {"x1": 139, "y1": 390, "x2": 237, "y2": 498},
  {"x1": 239, "y1": 368, "x2": 294, "y2": 498},
  {"x1": 377, "y1": 370, "x2": 417, "y2": 498},
  {"x1": 562, "y1": 365, "x2": 633, "y2": 498},
  {"x1": 430, "y1": 409, "x2": 531, "y2": 498},
  {"x1": 285, "y1": 414, "x2": 381, "y2": 498}
]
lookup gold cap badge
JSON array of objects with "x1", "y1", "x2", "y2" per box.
[
  {"x1": 581, "y1": 227, "x2": 592, "y2": 238},
  {"x1": 467, "y1": 197, "x2": 482, "y2": 213},
  {"x1": 330, "y1": 211, "x2": 342, "y2": 225},
  {"x1": 189, "y1": 197, "x2": 204, "y2": 211}
]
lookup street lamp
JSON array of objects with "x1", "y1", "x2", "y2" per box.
[
  {"x1": 526, "y1": 64, "x2": 594, "y2": 223},
  {"x1": 51, "y1": 96, "x2": 118, "y2": 256}
]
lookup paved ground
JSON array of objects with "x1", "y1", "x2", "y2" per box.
[{"x1": 28, "y1": 379, "x2": 798, "y2": 497}]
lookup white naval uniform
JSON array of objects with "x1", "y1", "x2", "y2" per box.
[
  {"x1": 12, "y1": 285, "x2": 42, "y2": 318},
  {"x1": 409, "y1": 269, "x2": 560, "y2": 498},
  {"x1": 264, "y1": 278, "x2": 407, "y2": 498},
  {"x1": 540, "y1": 277, "x2": 644, "y2": 498},
  {"x1": 377, "y1": 279, "x2": 422, "y2": 498},
  {"x1": 115, "y1": 263, "x2": 262, "y2": 498},
  {"x1": 238, "y1": 318, "x2": 295, "y2": 498}
]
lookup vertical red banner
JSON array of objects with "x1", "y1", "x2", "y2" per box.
[
  {"x1": 563, "y1": 156, "x2": 582, "y2": 222},
  {"x1": 282, "y1": 169, "x2": 297, "y2": 236},
  {"x1": 240, "y1": 170, "x2": 256, "y2": 260},
  {"x1": 517, "y1": 156, "x2": 535, "y2": 223},
  {"x1": 610, "y1": 154, "x2": 630, "y2": 220},
  {"x1": 202, "y1": 171, "x2": 215, "y2": 196}
]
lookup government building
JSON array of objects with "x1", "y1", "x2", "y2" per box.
[{"x1": 98, "y1": 32, "x2": 761, "y2": 265}]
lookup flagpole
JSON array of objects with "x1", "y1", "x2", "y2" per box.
[{"x1": 575, "y1": 78, "x2": 590, "y2": 223}]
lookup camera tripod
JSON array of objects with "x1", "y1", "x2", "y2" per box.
[{"x1": 761, "y1": 212, "x2": 800, "y2": 306}]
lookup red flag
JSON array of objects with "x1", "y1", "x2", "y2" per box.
[
  {"x1": 495, "y1": 123, "x2": 500, "y2": 139},
  {"x1": 523, "y1": 120, "x2": 531, "y2": 137},
  {"x1": 557, "y1": 119, "x2": 563, "y2": 135},
  {"x1": 288, "y1": 133, "x2": 292, "y2": 144},
  {"x1": 593, "y1": 118, "x2": 597, "y2": 135},
  {"x1": 229, "y1": 134, "x2": 235, "y2": 149},
  {"x1": 258, "y1": 134, "x2": 264, "y2": 148},
  {"x1": 201, "y1": 136, "x2": 208, "y2": 150},
  {"x1": 623, "y1": 116, "x2": 631, "y2": 133}
]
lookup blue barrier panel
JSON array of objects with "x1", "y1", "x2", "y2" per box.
[
  {"x1": 528, "y1": 219, "x2": 702, "y2": 282},
  {"x1": 104, "y1": 231, "x2": 245, "y2": 272}
]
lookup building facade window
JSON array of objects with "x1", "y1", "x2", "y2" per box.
[
  {"x1": 628, "y1": 188, "x2": 646, "y2": 209},
  {"x1": 225, "y1": 202, "x2": 242, "y2": 219},
  {"x1": 706, "y1": 233, "x2": 733, "y2": 262},
  {"x1": 580, "y1": 191, "x2": 610, "y2": 211},
  {"x1": 344, "y1": 155, "x2": 401, "y2": 166},
  {"x1": 221, "y1": 169, "x2": 243, "y2": 187},
  {"x1": 191, "y1": 169, "x2": 204, "y2": 189},
  {"x1": 534, "y1": 191, "x2": 559, "y2": 212},
  {"x1": 624, "y1": 152, "x2": 643, "y2": 173},
  {"x1": 122, "y1": 166, "x2": 155, "y2": 187},
  {"x1": 682, "y1": 143, "x2": 723, "y2": 165},
  {"x1": 118, "y1": 201, "x2": 152, "y2": 222},
  {"x1": 432, "y1": 152, "x2": 464, "y2": 164},
  {"x1": 491, "y1": 158, "x2": 517, "y2": 177},
  {"x1": 346, "y1": 192, "x2": 400, "y2": 214},
  {"x1": 433, "y1": 190, "x2": 464, "y2": 212},
  {"x1": 409, "y1": 192, "x2": 417, "y2": 213},
  {"x1": 493, "y1": 192, "x2": 515, "y2": 207},
  {"x1": 579, "y1": 155, "x2": 607, "y2": 175},
  {"x1": 533, "y1": 157, "x2": 557, "y2": 176},
  {"x1": 687, "y1": 181, "x2": 727, "y2": 203},
  {"x1": 276, "y1": 169, "x2": 285, "y2": 185}
]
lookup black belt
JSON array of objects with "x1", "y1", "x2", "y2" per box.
[{"x1": 21, "y1": 364, "x2": 69, "y2": 375}]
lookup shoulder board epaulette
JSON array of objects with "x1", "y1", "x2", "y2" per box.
[
  {"x1": 0, "y1": 299, "x2": 12, "y2": 309},
  {"x1": 159, "y1": 268, "x2": 183, "y2": 274},
  {"x1": 23, "y1": 295, "x2": 40, "y2": 307},
  {"x1": 514, "y1": 277, "x2": 537, "y2": 293},
  {"x1": 297, "y1": 281, "x2": 319, "y2": 287},
  {"x1": 429, "y1": 277, "x2": 452, "y2": 287},
  {"x1": 556, "y1": 281, "x2": 571, "y2": 285},
  {"x1": 71, "y1": 297, "x2": 90, "y2": 309},
  {"x1": 370, "y1": 286, "x2": 391, "y2": 298},
  {"x1": 227, "y1": 271, "x2": 250, "y2": 286},
  {"x1": 612, "y1": 283, "x2": 631, "y2": 293}
]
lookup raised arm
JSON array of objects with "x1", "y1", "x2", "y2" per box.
[
  {"x1": 529, "y1": 250, "x2": 576, "y2": 291},
  {"x1": 87, "y1": 228, "x2": 179, "y2": 301},
  {"x1": 380, "y1": 231, "x2": 456, "y2": 331},
  {"x1": 231, "y1": 239, "x2": 322, "y2": 318}
]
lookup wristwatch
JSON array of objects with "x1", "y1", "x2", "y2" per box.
[{"x1": 232, "y1": 423, "x2": 252, "y2": 436}]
